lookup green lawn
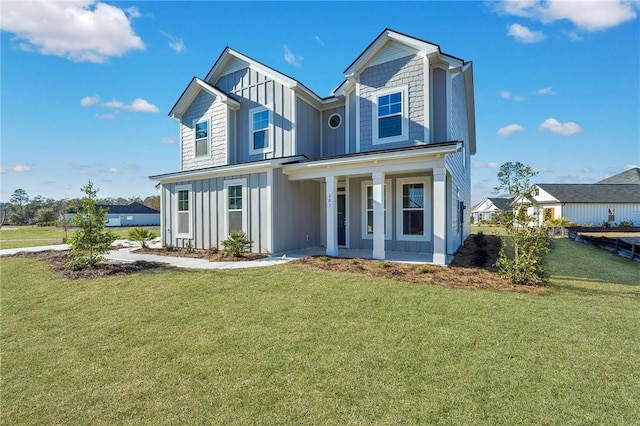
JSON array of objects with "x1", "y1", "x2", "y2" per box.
[
  {"x1": 1, "y1": 239, "x2": 638, "y2": 424},
  {"x1": 0, "y1": 226, "x2": 159, "y2": 249}
]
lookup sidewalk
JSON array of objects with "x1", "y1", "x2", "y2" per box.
[{"x1": 0, "y1": 241, "x2": 294, "y2": 270}]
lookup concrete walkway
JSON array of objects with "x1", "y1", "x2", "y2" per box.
[{"x1": 0, "y1": 241, "x2": 294, "y2": 270}]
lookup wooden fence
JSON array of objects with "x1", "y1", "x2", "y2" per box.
[{"x1": 568, "y1": 229, "x2": 640, "y2": 261}]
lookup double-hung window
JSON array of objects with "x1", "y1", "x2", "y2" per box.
[
  {"x1": 607, "y1": 207, "x2": 615, "y2": 222},
  {"x1": 194, "y1": 119, "x2": 209, "y2": 157},
  {"x1": 361, "y1": 180, "x2": 392, "y2": 239},
  {"x1": 373, "y1": 86, "x2": 408, "y2": 144},
  {"x1": 224, "y1": 179, "x2": 247, "y2": 236},
  {"x1": 175, "y1": 184, "x2": 192, "y2": 238},
  {"x1": 250, "y1": 106, "x2": 271, "y2": 154},
  {"x1": 396, "y1": 177, "x2": 430, "y2": 241}
]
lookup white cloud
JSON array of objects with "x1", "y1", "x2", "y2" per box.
[
  {"x1": 624, "y1": 164, "x2": 640, "y2": 170},
  {"x1": 162, "y1": 137, "x2": 177, "y2": 145},
  {"x1": 472, "y1": 161, "x2": 501, "y2": 169},
  {"x1": 161, "y1": 31, "x2": 184, "y2": 53},
  {"x1": 314, "y1": 35, "x2": 324, "y2": 46},
  {"x1": 124, "y1": 7, "x2": 141, "y2": 19},
  {"x1": 582, "y1": 166, "x2": 592, "y2": 173},
  {"x1": 12, "y1": 164, "x2": 32, "y2": 172},
  {"x1": 103, "y1": 98, "x2": 158, "y2": 113},
  {"x1": 500, "y1": 90, "x2": 525, "y2": 101},
  {"x1": 96, "y1": 113, "x2": 117, "y2": 120},
  {"x1": 0, "y1": 166, "x2": 6, "y2": 174},
  {"x1": 535, "y1": 87, "x2": 555, "y2": 95},
  {"x1": 563, "y1": 30, "x2": 583, "y2": 42},
  {"x1": 283, "y1": 45, "x2": 303, "y2": 67},
  {"x1": 108, "y1": 167, "x2": 119, "y2": 173},
  {"x1": 488, "y1": 162, "x2": 500, "y2": 168},
  {"x1": 495, "y1": 0, "x2": 639, "y2": 32},
  {"x1": 539, "y1": 118, "x2": 582, "y2": 135},
  {"x1": 81, "y1": 95, "x2": 100, "y2": 106},
  {"x1": 497, "y1": 124, "x2": 525, "y2": 137},
  {"x1": 0, "y1": 0, "x2": 145, "y2": 63},
  {"x1": 507, "y1": 23, "x2": 546, "y2": 43}
]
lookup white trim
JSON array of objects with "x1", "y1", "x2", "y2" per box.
[
  {"x1": 291, "y1": 95, "x2": 297, "y2": 156},
  {"x1": 396, "y1": 176, "x2": 431, "y2": 242},
  {"x1": 361, "y1": 179, "x2": 392, "y2": 240},
  {"x1": 345, "y1": 177, "x2": 351, "y2": 248},
  {"x1": 372, "y1": 85, "x2": 409, "y2": 145},
  {"x1": 355, "y1": 79, "x2": 361, "y2": 152},
  {"x1": 325, "y1": 175, "x2": 338, "y2": 256},
  {"x1": 175, "y1": 184, "x2": 192, "y2": 239},
  {"x1": 193, "y1": 117, "x2": 211, "y2": 159},
  {"x1": 224, "y1": 178, "x2": 248, "y2": 238},
  {"x1": 266, "y1": 169, "x2": 273, "y2": 254},
  {"x1": 249, "y1": 105, "x2": 273, "y2": 155},
  {"x1": 328, "y1": 113, "x2": 342, "y2": 129},
  {"x1": 423, "y1": 55, "x2": 431, "y2": 143},
  {"x1": 345, "y1": 88, "x2": 351, "y2": 154},
  {"x1": 151, "y1": 156, "x2": 306, "y2": 184}
]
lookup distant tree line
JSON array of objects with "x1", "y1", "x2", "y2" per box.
[{"x1": 0, "y1": 188, "x2": 160, "y2": 227}]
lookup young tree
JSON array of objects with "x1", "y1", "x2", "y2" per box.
[
  {"x1": 493, "y1": 162, "x2": 550, "y2": 285},
  {"x1": 65, "y1": 181, "x2": 116, "y2": 270}
]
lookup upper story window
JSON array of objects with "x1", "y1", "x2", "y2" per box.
[
  {"x1": 194, "y1": 119, "x2": 209, "y2": 157},
  {"x1": 373, "y1": 85, "x2": 408, "y2": 145},
  {"x1": 250, "y1": 106, "x2": 271, "y2": 155}
]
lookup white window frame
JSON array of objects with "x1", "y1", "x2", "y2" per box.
[
  {"x1": 175, "y1": 184, "x2": 192, "y2": 239},
  {"x1": 396, "y1": 176, "x2": 431, "y2": 242},
  {"x1": 224, "y1": 178, "x2": 248, "y2": 237},
  {"x1": 361, "y1": 179, "x2": 392, "y2": 240},
  {"x1": 373, "y1": 85, "x2": 409, "y2": 145},
  {"x1": 193, "y1": 118, "x2": 210, "y2": 158},
  {"x1": 607, "y1": 207, "x2": 615, "y2": 222},
  {"x1": 328, "y1": 113, "x2": 342, "y2": 129},
  {"x1": 249, "y1": 106, "x2": 272, "y2": 155}
]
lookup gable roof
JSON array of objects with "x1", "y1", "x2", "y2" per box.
[
  {"x1": 343, "y1": 28, "x2": 465, "y2": 76},
  {"x1": 168, "y1": 77, "x2": 240, "y2": 120},
  {"x1": 68, "y1": 202, "x2": 159, "y2": 215},
  {"x1": 537, "y1": 184, "x2": 640, "y2": 203},
  {"x1": 203, "y1": 47, "x2": 335, "y2": 108},
  {"x1": 488, "y1": 196, "x2": 515, "y2": 211},
  {"x1": 596, "y1": 168, "x2": 640, "y2": 184}
]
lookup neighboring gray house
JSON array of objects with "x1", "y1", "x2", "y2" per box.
[
  {"x1": 150, "y1": 29, "x2": 476, "y2": 265},
  {"x1": 471, "y1": 196, "x2": 514, "y2": 223},
  {"x1": 525, "y1": 168, "x2": 640, "y2": 226},
  {"x1": 66, "y1": 202, "x2": 160, "y2": 227}
]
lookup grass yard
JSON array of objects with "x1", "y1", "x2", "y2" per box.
[
  {"x1": 1, "y1": 239, "x2": 639, "y2": 424},
  {"x1": 0, "y1": 226, "x2": 159, "y2": 249}
]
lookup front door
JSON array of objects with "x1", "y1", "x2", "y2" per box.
[{"x1": 337, "y1": 193, "x2": 346, "y2": 246}]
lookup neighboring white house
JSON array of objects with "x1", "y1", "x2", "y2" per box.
[
  {"x1": 150, "y1": 29, "x2": 477, "y2": 265},
  {"x1": 525, "y1": 168, "x2": 640, "y2": 226},
  {"x1": 66, "y1": 202, "x2": 160, "y2": 227},
  {"x1": 471, "y1": 196, "x2": 514, "y2": 223}
]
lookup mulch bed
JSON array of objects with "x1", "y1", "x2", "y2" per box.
[
  {"x1": 133, "y1": 247, "x2": 267, "y2": 262},
  {"x1": 7, "y1": 251, "x2": 173, "y2": 279},
  {"x1": 6, "y1": 234, "x2": 544, "y2": 292}
]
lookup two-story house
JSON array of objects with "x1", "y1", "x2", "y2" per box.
[{"x1": 150, "y1": 29, "x2": 476, "y2": 265}]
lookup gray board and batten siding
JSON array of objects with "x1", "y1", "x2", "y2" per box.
[
  {"x1": 215, "y1": 67, "x2": 295, "y2": 163},
  {"x1": 161, "y1": 172, "x2": 271, "y2": 252}
]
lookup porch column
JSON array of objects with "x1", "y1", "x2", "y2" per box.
[
  {"x1": 433, "y1": 168, "x2": 447, "y2": 265},
  {"x1": 372, "y1": 171, "x2": 385, "y2": 260},
  {"x1": 325, "y1": 174, "x2": 338, "y2": 257}
]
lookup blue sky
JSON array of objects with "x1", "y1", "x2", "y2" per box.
[{"x1": 1, "y1": 0, "x2": 638, "y2": 204}]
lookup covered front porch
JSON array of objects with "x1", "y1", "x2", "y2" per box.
[{"x1": 282, "y1": 143, "x2": 461, "y2": 266}]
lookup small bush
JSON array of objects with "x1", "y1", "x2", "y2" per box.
[
  {"x1": 221, "y1": 231, "x2": 253, "y2": 257},
  {"x1": 318, "y1": 255, "x2": 330, "y2": 262},
  {"x1": 128, "y1": 228, "x2": 156, "y2": 249},
  {"x1": 378, "y1": 262, "x2": 391, "y2": 269},
  {"x1": 416, "y1": 266, "x2": 431, "y2": 274},
  {"x1": 185, "y1": 240, "x2": 194, "y2": 253},
  {"x1": 616, "y1": 221, "x2": 635, "y2": 228}
]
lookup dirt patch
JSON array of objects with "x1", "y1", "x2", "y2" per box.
[
  {"x1": 133, "y1": 247, "x2": 267, "y2": 262},
  {"x1": 7, "y1": 251, "x2": 173, "y2": 279}
]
